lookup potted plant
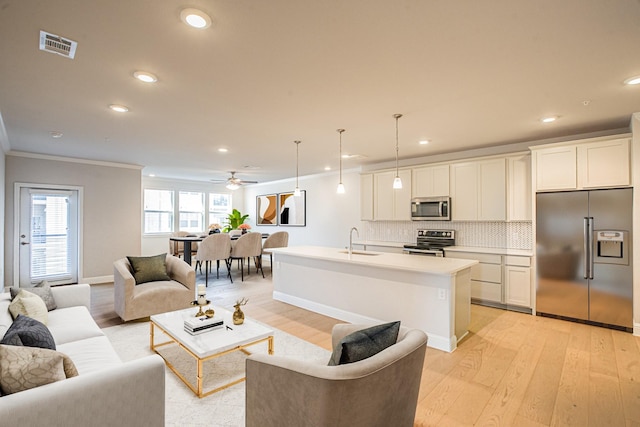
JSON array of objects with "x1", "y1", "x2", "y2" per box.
[{"x1": 223, "y1": 209, "x2": 249, "y2": 232}]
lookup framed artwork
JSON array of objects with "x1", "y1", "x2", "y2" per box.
[
  {"x1": 279, "y1": 191, "x2": 306, "y2": 226},
  {"x1": 256, "y1": 194, "x2": 278, "y2": 225}
]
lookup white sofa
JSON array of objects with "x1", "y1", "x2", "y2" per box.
[{"x1": 0, "y1": 284, "x2": 165, "y2": 427}]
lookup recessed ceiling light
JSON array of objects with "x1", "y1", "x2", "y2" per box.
[
  {"x1": 133, "y1": 71, "x2": 157, "y2": 83},
  {"x1": 49, "y1": 131, "x2": 63, "y2": 139},
  {"x1": 419, "y1": 139, "x2": 429, "y2": 145},
  {"x1": 541, "y1": 116, "x2": 557, "y2": 123},
  {"x1": 149, "y1": 174, "x2": 156, "y2": 177},
  {"x1": 180, "y1": 8, "x2": 212, "y2": 29},
  {"x1": 623, "y1": 75, "x2": 640, "y2": 85},
  {"x1": 218, "y1": 148, "x2": 228, "y2": 153},
  {"x1": 109, "y1": 104, "x2": 129, "y2": 113},
  {"x1": 324, "y1": 166, "x2": 331, "y2": 171}
]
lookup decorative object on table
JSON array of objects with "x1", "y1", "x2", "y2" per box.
[
  {"x1": 183, "y1": 314, "x2": 224, "y2": 335},
  {"x1": 257, "y1": 194, "x2": 278, "y2": 225},
  {"x1": 223, "y1": 208, "x2": 249, "y2": 233},
  {"x1": 233, "y1": 298, "x2": 248, "y2": 325},
  {"x1": 239, "y1": 223, "x2": 251, "y2": 234},
  {"x1": 278, "y1": 191, "x2": 306, "y2": 226},
  {"x1": 193, "y1": 284, "x2": 210, "y2": 317},
  {"x1": 208, "y1": 223, "x2": 222, "y2": 234}
]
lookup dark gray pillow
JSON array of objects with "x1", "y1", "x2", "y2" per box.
[
  {"x1": 127, "y1": 253, "x2": 171, "y2": 285},
  {"x1": 10, "y1": 282, "x2": 57, "y2": 311},
  {"x1": 0, "y1": 315, "x2": 56, "y2": 350},
  {"x1": 328, "y1": 321, "x2": 401, "y2": 366}
]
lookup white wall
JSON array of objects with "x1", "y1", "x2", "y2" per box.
[
  {"x1": 632, "y1": 112, "x2": 640, "y2": 334},
  {"x1": 242, "y1": 170, "x2": 362, "y2": 249},
  {"x1": 4, "y1": 154, "x2": 142, "y2": 284}
]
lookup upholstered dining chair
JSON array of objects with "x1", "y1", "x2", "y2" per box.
[
  {"x1": 229, "y1": 232, "x2": 264, "y2": 281},
  {"x1": 195, "y1": 233, "x2": 233, "y2": 286},
  {"x1": 261, "y1": 231, "x2": 289, "y2": 273},
  {"x1": 169, "y1": 231, "x2": 198, "y2": 260}
]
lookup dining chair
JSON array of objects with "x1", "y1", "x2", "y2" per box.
[
  {"x1": 195, "y1": 233, "x2": 233, "y2": 285},
  {"x1": 169, "y1": 231, "x2": 198, "y2": 260},
  {"x1": 262, "y1": 231, "x2": 289, "y2": 273},
  {"x1": 229, "y1": 232, "x2": 264, "y2": 281}
]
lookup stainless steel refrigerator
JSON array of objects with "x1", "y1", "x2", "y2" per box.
[{"x1": 536, "y1": 188, "x2": 633, "y2": 330}]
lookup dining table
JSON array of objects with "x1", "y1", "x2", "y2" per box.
[{"x1": 169, "y1": 233, "x2": 270, "y2": 266}]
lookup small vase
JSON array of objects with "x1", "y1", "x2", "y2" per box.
[
  {"x1": 233, "y1": 306, "x2": 245, "y2": 325},
  {"x1": 241, "y1": 229, "x2": 247, "y2": 234}
]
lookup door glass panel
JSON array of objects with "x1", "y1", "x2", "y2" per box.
[{"x1": 30, "y1": 193, "x2": 72, "y2": 281}]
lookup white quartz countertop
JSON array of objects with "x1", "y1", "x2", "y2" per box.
[
  {"x1": 353, "y1": 240, "x2": 533, "y2": 257},
  {"x1": 444, "y1": 246, "x2": 534, "y2": 257},
  {"x1": 270, "y1": 246, "x2": 477, "y2": 276}
]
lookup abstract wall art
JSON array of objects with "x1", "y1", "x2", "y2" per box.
[
  {"x1": 279, "y1": 191, "x2": 306, "y2": 226},
  {"x1": 256, "y1": 194, "x2": 278, "y2": 225}
]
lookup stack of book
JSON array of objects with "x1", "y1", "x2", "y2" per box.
[{"x1": 184, "y1": 315, "x2": 224, "y2": 335}]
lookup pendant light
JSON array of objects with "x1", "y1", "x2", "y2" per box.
[
  {"x1": 392, "y1": 114, "x2": 403, "y2": 189},
  {"x1": 294, "y1": 140, "x2": 302, "y2": 197},
  {"x1": 336, "y1": 129, "x2": 346, "y2": 194}
]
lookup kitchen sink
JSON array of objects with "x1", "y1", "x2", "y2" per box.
[{"x1": 338, "y1": 250, "x2": 380, "y2": 256}]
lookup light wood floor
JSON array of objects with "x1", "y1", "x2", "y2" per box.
[{"x1": 91, "y1": 270, "x2": 640, "y2": 427}]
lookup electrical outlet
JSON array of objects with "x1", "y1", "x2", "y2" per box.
[{"x1": 438, "y1": 289, "x2": 446, "y2": 300}]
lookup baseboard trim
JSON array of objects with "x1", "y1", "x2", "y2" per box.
[
  {"x1": 273, "y1": 291, "x2": 456, "y2": 352},
  {"x1": 634, "y1": 322, "x2": 640, "y2": 336}
]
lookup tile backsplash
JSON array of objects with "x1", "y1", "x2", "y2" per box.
[{"x1": 360, "y1": 220, "x2": 533, "y2": 250}]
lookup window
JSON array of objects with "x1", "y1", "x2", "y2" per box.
[
  {"x1": 179, "y1": 191, "x2": 204, "y2": 232},
  {"x1": 209, "y1": 193, "x2": 232, "y2": 227},
  {"x1": 144, "y1": 189, "x2": 174, "y2": 233}
]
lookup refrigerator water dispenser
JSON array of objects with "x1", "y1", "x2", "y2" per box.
[{"x1": 595, "y1": 230, "x2": 628, "y2": 265}]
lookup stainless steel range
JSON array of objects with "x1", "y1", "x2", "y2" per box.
[{"x1": 403, "y1": 229, "x2": 455, "y2": 256}]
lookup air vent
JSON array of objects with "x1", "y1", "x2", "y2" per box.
[{"x1": 39, "y1": 30, "x2": 77, "y2": 59}]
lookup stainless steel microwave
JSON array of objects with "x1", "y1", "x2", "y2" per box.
[{"x1": 411, "y1": 197, "x2": 451, "y2": 221}]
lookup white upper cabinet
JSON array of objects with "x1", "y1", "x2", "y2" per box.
[
  {"x1": 532, "y1": 137, "x2": 630, "y2": 192},
  {"x1": 412, "y1": 164, "x2": 450, "y2": 197},
  {"x1": 577, "y1": 138, "x2": 630, "y2": 189},
  {"x1": 507, "y1": 154, "x2": 531, "y2": 221},
  {"x1": 373, "y1": 169, "x2": 412, "y2": 221},
  {"x1": 451, "y1": 158, "x2": 506, "y2": 221},
  {"x1": 360, "y1": 173, "x2": 374, "y2": 221}
]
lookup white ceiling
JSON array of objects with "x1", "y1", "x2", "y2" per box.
[{"x1": 1, "y1": 0, "x2": 639, "y2": 185}]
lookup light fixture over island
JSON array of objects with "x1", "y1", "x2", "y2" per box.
[{"x1": 269, "y1": 246, "x2": 478, "y2": 352}]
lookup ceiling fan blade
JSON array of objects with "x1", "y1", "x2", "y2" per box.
[{"x1": 239, "y1": 180, "x2": 258, "y2": 184}]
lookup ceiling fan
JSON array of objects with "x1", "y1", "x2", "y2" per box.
[{"x1": 211, "y1": 171, "x2": 258, "y2": 190}]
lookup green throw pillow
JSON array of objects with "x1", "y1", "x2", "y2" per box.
[
  {"x1": 328, "y1": 321, "x2": 401, "y2": 366},
  {"x1": 126, "y1": 253, "x2": 171, "y2": 285}
]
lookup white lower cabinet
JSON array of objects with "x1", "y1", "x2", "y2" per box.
[
  {"x1": 504, "y1": 256, "x2": 531, "y2": 308},
  {"x1": 445, "y1": 251, "x2": 532, "y2": 311}
]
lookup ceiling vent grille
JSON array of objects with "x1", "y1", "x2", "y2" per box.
[{"x1": 39, "y1": 30, "x2": 77, "y2": 59}]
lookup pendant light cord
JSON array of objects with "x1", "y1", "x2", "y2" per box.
[
  {"x1": 338, "y1": 129, "x2": 345, "y2": 184},
  {"x1": 394, "y1": 114, "x2": 402, "y2": 177},
  {"x1": 294, "y1": 140, "x2": 300, "y2": 188}
]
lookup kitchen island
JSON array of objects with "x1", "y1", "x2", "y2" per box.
[{"x1": 270, "y1": 246, "x2": 477, "y2": 352}]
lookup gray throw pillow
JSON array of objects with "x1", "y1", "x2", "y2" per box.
[
  {"x1": 10, "y1": 281, "x2": 57, "y2": 311},
  {"x1": 127, "y1": 253, "x2": 171, "y2": 285},
  {"x1": 328, "y1": 321, "x2": 401, "y2": 366},
  {"x1": 0, "y1": 314, "x2": 56, "y2": 350}
]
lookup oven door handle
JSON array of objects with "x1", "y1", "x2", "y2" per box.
[{"x1": 439, "y1": 202, "x2": 444, "y2": 218}]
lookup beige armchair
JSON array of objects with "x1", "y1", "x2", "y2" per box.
[
  {"x1": 113, "y1": 254, "x2": 196, "y2": 321},
  {"x1": 246, "y1": 323, "x2": 428, "y2": 427}
]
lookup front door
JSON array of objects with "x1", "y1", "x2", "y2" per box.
[{"x1": 18, "y1": 187, "x2": 79, "y2": 286}]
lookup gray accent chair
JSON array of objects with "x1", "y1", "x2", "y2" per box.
[
  {"x1": 113, "y1": 254, "x2": 196, "y2": 321},
  {"x1": 245, "y1": 323, "x2": 427, "y2": 427}
]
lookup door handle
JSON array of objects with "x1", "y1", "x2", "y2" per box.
[{"x1": 20, "y1": 242, "x2": 29, "y2": 245}]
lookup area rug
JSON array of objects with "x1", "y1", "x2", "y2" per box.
[{"x1": 103, "y1": 320, "x2": 330, "y2": 427}]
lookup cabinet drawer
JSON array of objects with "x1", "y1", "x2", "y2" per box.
[
  {"x1": 504, "y1": 256, "x2": 531, "y2": 267},
  {"x1": 447, "y1": 252, "x2": 501, "y2": 264},
  {"x1": 471, "y1": 263, "x2": 502, "y2": 283},
  {"x1": 471, "y1": 281, "x2": 502, "y2": 303}
]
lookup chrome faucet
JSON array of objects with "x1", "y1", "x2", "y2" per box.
[{"x1": 349, "y1": 227, "x2": 359, "y2": 256}]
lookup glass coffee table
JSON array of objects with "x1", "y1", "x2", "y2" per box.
[{"x1": 150, "y1": 306, "x2": 274, "y2": 398}]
